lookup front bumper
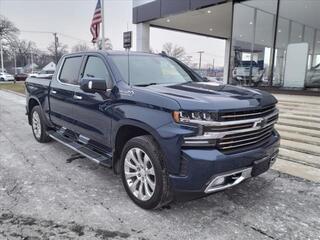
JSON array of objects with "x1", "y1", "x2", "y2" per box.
[{"x1": 169, "y1": 130, "x2": 280, "y2": 196}]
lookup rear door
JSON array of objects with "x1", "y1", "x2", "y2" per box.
[
  {"x1": 71, "y1": 54, "x2": 114, "y2": 146},
  {"x1": 49, "y1": 55, "x2": 83, "y2": 131}
]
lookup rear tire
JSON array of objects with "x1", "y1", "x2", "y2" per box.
[
  {"x1": 31, "y1": 106, "x2": 51, "y2": 143},
  {"x1": 120, "y1": 135, "x2": 171, "y2": 209}
]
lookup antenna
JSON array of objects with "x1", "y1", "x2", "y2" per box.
[{"x1": 127, "y1": 48, "x2": 131, "y2": 86}]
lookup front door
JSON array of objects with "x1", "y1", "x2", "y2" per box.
[{"x1": 71, "y1": 55, "x2": 114, "y2": 147}]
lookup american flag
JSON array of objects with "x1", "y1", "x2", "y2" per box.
[{"x1": 90, "y1": 0, "x2": 102, "y2": 43}]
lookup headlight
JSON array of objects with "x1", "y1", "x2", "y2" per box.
[
  {"x1": 172, "y1": 111, "x2": 218, "y2": 147},
  {"x1": 172, "y1": 111, "x2": 218, "y2": 123}
]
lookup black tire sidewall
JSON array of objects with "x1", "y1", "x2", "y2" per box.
[{"x1": 120, "y1": 136, "x2": 166, "y2": 209}]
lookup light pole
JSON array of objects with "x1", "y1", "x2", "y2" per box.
[
  {"x1": 197, "y1": 51, "x2": 204, "y2": 70},
  {"x1": 0, "y1": 38, "x2": 4, "y2": 73},
  {"x1": 13, "y1": 52, "x2": 17, "y2": 74}
]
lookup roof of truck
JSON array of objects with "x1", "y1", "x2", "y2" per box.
[{"x1": 67, "y1": 50, "x2": 163, "y2": 57}]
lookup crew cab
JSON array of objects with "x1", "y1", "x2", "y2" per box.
[{"x1": 25, "y1": 51, "x2": 280, "y2": 209}]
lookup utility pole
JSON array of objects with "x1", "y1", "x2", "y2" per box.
[
  {"x1": 30, "y1": 48, "x2": 34, "y2": 73},
  {"x1": 53, "y1": 32, "x2": 59, "y2": 64},
  {"x1": 0, "y1": 38, "x2": 4, "y2": 73},
  {"x1": 197, "y1": 51, "x2": 204, "y2": 70}
]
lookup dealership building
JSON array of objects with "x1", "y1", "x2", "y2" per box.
[{"x1": 133, "y1": 0, "x2": 320, "y2": 90}]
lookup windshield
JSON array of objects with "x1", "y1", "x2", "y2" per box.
[{"x1": 110, "y1": 55, "x2": 193, "y2": 86}]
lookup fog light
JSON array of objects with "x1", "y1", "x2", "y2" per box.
[{"x1": 211, "y1": 177, "x2": 226, "y2": 186}]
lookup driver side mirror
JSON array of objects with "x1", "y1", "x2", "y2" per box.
[{"x1": 80, "y1": 77, "x2": 107, "y2": 93}]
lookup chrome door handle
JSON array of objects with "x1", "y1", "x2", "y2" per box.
[
  {"x1": 51, "y1": 90, "x2": 57, "y2": 94},
  {"x1": 73, "y1": 95, "x2": 82, "y2": 100}
]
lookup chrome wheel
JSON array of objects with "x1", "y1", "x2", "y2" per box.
[
  {"x1": 32, "y1": 111, "x2": 41, "y2": 139},
  {"x1": 124, "y1": 147, "x2": 156, "y2": 201}
]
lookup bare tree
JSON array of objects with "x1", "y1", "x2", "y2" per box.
[
  {"x1": 72, "y1": 42, "x2": 90, "y2": 53},
  {"x1": 162, "y1": 42, "x2": 186, "y2": 60},
  {"x1": 0, "y1": 15, "x2": 19, "y2": 41},
  {"x1": 48, "y1": 41, "x2": 68, "y2": 63},
  {"x1": 9, "y1": 39, "x2": 36, "y2": 67}
]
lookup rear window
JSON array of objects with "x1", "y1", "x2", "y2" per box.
[{"x1": 59, "y1": 56, "x2": 82, "y2": 85}]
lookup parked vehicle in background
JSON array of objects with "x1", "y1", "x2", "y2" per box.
[
  {"x1": 14, "y1": 73, "x2": 28, "y2": 81},
  {"x1": 233, "y1": 61, "x2": 261, "y2": 84},
  {"x1": 306, "y1": 63, "x2": 320, "y2": 87},
  {"x1": 25, "y1": 51, "x2": 280, "y2": 209},
  {"x1": 0, "y1": 72, "x2": 15, "y2": 81}
]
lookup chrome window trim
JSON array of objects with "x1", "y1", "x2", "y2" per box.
[{"x1": 56, "y1": 56, "x2": 82, "y2": 88}]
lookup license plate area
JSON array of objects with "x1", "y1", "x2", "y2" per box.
[{"x1": 251, "y1": 157, "x2": 270, "y2": 177}]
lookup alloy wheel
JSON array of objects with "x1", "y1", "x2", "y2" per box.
[
  {"x1": 124, "y1": 147, "x2": 156, "y2": 201},
  {"x1": 32, "y1": 111, "x2": 42, "y2": 139}
]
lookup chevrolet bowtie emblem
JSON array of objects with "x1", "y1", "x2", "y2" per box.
[{"x1": 254, "y1": 118, "x2": 267, "y2": 128}]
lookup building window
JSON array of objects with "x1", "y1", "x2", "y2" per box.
[
  {"x1": 274, "y1": 0, "x2": 320, "y2": 88},
  {"x1": 230, "y1": 0, "x2": 277, "y2": 87}
]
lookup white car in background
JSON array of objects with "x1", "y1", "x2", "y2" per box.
[{"x1": 0, "y1": 72, "x2": 15, "y2": 81}]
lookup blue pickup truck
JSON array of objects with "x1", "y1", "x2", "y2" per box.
[{"x1": 25, "y1": 51, "x2": 280, "y2": 209}]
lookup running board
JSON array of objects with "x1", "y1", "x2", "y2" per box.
[{"x1": 48, "y1": 130, "x2": 112, "y2": 167}]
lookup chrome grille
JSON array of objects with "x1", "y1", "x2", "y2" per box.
[
  {"x1": 219, "y1": 105, "x2": 276, "y2": 121},
  {"x1": 217, "y1": 125, "x2": 274, "y2": 150},
  {"x1": 183, "y1": 106, "x2": 279, "y2": 150}
]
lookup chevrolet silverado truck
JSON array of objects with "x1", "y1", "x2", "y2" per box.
[{"x1": 25, "y1": 51, "x2": 280, "y2": 209}]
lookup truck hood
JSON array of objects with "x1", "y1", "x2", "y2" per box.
[{"x1": 138, "y1": 82, "x2": 277, "y2": 111}]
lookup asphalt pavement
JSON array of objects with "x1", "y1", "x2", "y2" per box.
[{"x1": 0, "y1": 90, "x2": 319, "y2": 240}]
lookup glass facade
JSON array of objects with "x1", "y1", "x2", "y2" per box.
[{"x1": 230, "y1": 0, "x2": 320, "y2": 89}]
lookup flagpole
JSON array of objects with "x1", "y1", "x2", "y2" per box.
[{"x1": 101, "y1": 0, "x2": 105, "y2": 50}]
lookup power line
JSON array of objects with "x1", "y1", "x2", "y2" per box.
[{"x1": 20, "y1": 30, "x2": 89, "y2": 43}]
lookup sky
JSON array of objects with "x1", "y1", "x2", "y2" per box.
[{"x1": 0, "y1": 0, "x2": 226, "y2": 67}]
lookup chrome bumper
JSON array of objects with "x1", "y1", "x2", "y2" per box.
[
  {"x1": 204, "y1": 167, "x2": 252, "y2": 194},
  {"x1": 204, "y1": 153, "x2": 278, "y2": 194}
]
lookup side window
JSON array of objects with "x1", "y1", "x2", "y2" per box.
[
  {"x1": 83, "y1": 56, "x2": 112, "y2": 87},
  {"x1": 59, "y1": 56, "x2": 82, "y2": 85}
]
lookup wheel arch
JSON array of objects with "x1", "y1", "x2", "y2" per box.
[
  {"x1": 28, "y1": 97, "x2": 41, "y2": 125},
  {"x1": 112, "y1": 120, "x2": 164, "y2": 174}
]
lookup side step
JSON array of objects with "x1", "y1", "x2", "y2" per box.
[{"x1": 48, "y1": 130, "x2": 112, "y2": 167}]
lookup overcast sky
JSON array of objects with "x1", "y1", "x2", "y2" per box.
[{"x1": 0, "y1": 0, "x2": 226, "y2": 66}]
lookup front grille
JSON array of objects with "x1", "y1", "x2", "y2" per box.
[
  {"x1": 219, "y1": 105, "x2": 276, "y2": 121},
  {"x1": 203, "y1": 122, "x2": 253, "y2": 132},
  {"x1": 184, "y1": 105, "x2": 279, "y2": 151},
  {"x1": 217, "y1": 125, "x2": 274, "y2": 150}
]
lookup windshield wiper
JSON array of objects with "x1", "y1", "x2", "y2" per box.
[{"x1": 135, "y1": 83, "x2": 158, "y2": 87}]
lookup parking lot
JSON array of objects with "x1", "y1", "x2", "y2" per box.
[{"x1": 0, "y1": 90, "x2": 319, "y2": 240}]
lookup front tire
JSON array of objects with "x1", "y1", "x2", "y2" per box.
[
  {"x1": 31, "y1": 106, "x2": 51, "y2": 143},
  {"x1": 120, "y1": 135, "x2": 171, "y2": 209}
]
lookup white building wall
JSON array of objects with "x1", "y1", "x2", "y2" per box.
[{"x1": 136, "y1": 23, "x2": 150, "y2": 52}]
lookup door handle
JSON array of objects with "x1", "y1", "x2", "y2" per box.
[
  {"x1": 51, "y1": 90, "x2": 57, "y2": 94},
  {"x1": 73, "y1": 94, "x2": 82, "y2": 100}
]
